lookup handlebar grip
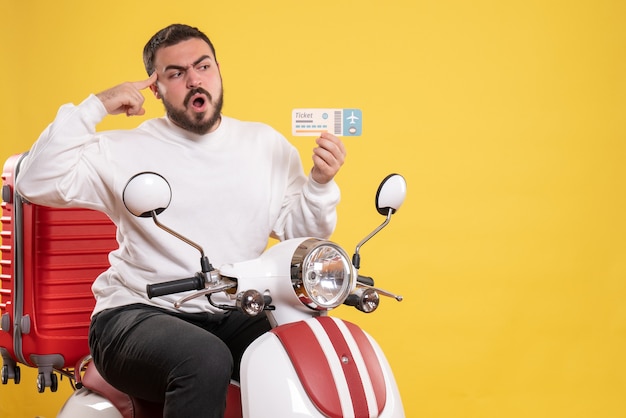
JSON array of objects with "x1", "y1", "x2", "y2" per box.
[
  {"x1": 146, "y1": 273, "x2": 205, "y2": 299},
  {"x1": 344, "y1": 294, "x2": 360, "y2": 307},
  {"x1": 357, "y1": 275, "x2": 375, "y2": 286}
]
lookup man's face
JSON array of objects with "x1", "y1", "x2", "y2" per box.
[{"x1": 151, "y1": 38, "x2": 223, "y2": 135}]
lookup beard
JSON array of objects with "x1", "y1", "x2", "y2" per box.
[{"x1": 162, "y1": 87, "x2": 224, "y2": 135}]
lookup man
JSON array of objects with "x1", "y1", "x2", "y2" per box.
[{"x1": 16, "y1": 24, "x2": 346, "y2": 417}]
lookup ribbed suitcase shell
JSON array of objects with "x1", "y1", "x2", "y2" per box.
[
  {"x1": 0, "y1": 155, "x2": 18, "y2": 384},
  {"x1": 0, "y1": 153, "x2": 117, "y2": 391}
]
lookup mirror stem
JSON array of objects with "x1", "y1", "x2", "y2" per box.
[
  {"x1": 352, "y1": 208, "x2": 393, "y2": 270},
  {"x1": 151, "y1": 211, "x2": 213, "y2": 273}
]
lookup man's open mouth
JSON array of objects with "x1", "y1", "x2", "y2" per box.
[
  {"x1": 185, "y1": 89, "x2": 211, "y2": 111},
  {"x1": 192, "y1": 96, "x2": 206, "y2": 109}
]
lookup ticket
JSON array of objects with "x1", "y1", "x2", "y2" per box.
[{"x1": 292, "y1": 108, "x2": 362, "y2": 137}]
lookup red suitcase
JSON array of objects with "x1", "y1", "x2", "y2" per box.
[{"x1": 0, "y1": 153, "x2": 118, "y2": 392}]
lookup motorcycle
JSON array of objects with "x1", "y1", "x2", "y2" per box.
[{"x1": 57, "y1": 172, "x2": 407, "y2": 418}]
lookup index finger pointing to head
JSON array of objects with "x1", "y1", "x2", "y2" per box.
[{"x1": 133, "y1": 72, "x2": 157, "y2": 90}]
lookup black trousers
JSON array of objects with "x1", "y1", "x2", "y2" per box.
[{"x1": 88, "y1": 303, "x2": 271, "y2": 418}]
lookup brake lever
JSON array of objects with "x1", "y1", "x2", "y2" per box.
[
  {"x1": 356, "y1": 283, "x2": 403, "y2": 302},
  {"x1": 173, "y1": 279, "x2": 238, "y2": 308}
]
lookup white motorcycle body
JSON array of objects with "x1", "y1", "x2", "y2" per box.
[{"x1": 228, "y1": 238, "x2": 405, "y2": 417}]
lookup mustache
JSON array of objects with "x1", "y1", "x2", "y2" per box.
[{"x1": 184, "y1": 88, "x2": 212, "y2": 107}]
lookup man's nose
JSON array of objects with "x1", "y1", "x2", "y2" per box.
[{"x1": 186, "y1": 71, "x2": 202, "y2": 88}]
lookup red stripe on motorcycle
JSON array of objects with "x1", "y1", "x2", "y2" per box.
[
  {"x1": 342, "y1": 320, "x2": 387, "y2": 416},
  {"x1": 272, "y1": 321, "x2": 344, "y2": 417},
  {"x1": 316, "y1": 317, "x2": 371, "y2": 417},
  {"x1": 272, "y1": 317, "x2": 388, "y2": 418}
]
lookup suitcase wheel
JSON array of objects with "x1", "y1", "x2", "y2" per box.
[
  {"x1": 36, "y1": 371, "x2": 58, "y2": 393},
  {"x1": 1, "y1": 364, "x2": 20, "y2": 384}
]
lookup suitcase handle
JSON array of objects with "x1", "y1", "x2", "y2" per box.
[{"x1": 146, "y1": 273, "x2": 205, "y2": 299}]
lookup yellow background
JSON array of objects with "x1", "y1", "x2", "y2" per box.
[{"x1": 1, "y1": 0, "x2": 626, "y2": 417}]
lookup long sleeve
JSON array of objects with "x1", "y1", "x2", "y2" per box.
[
  {"x1": 16, "y1": 95, "x2": 112, "y2": 213},
  {"x1": 271, "y1": 152, "x2": 340, "y2": 241}
]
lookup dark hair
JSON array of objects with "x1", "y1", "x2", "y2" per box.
[{"x1": 143, "y1": 24, "x2": 217, "y2": 75}]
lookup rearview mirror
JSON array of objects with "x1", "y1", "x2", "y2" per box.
[
  {"x1": 122, "y1": 172, "x2": 172, "y2": 218},
  {"x1": 376, "y1": 174, "x2": 407, "y2": 215}
]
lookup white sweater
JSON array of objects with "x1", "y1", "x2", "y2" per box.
[{"x1": 16, "y1": 95, "x2": 340, "y2": 315}]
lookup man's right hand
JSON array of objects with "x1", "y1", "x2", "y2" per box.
[{"x1": 96, "y1": 72, "x2": 157, "y2": 116}]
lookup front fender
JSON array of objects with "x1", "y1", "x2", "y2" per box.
[{"x1": 240, "y1": 317, "x2": 405, "y2": 418}]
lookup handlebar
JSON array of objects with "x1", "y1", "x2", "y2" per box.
[
  {"x1": 344, "y1": 275, "x2": 376, "y2": 309},
  {"x1": 357, "y1": 275, "x2": 374, "y2": 286},
  {"x1": 146, "y1": 273, "x2": 206, "y2": 299}
]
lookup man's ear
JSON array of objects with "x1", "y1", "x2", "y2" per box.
[{"x1": 150, "y1": 83, "x2": 161, "y2": 99}]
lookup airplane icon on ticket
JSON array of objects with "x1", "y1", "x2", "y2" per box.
[{"x1": 346, "y1": 111, "x2": 359, "y2": 124}]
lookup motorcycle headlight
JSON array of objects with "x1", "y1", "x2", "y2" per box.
[{"x1": 291, "y1": 238, "x2": 354, "y2": 310}]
